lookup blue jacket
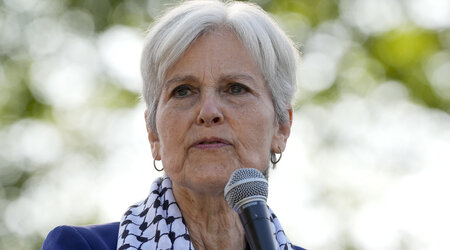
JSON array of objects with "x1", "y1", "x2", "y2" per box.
[{"x1": 42, "y1": 222, "x2": 305, "y2": 250}]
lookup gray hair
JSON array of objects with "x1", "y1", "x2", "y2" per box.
[{"x1": 141, "y1": 0, "x2": 299, "y2": 132}]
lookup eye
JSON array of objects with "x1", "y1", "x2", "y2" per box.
[
  {"x1": 172, "y1": 85, "x2": 192, "y2": 98},
  {"x1": 227, "y1": 83, "x2": 249, "y2": 95}
]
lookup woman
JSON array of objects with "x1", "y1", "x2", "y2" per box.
[{"x1": 43, "y1": 0, "x2": 303, "y2": 249}]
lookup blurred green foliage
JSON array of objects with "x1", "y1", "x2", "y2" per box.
[
  {"x1": 267, "y1": 0, "x2": 339, "y2": 26},
  {"x1": 368, "y1": 27, "x2": 443, "y2": 108},
  {"x1": 0, "y1": 0, "x2": 449, "y2": 249}
]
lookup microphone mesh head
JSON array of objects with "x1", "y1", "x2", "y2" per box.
[{"x1": 224, "y1": 168, "x2": 268, "y2": 209}]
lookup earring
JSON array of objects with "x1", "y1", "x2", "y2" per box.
[
  {"x1": 153, "y1": 157, "x2": 164, "y2": 172},
  {"x1": 270, "y1": 147, "x2": 282, "y2": 164}
]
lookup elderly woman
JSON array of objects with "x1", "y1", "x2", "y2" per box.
[{"x1": 43, "y1": 0, "x2": 303, "y2": 249}]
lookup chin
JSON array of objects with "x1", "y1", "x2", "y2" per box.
[{"x1": 186, "y1": 167, "x2": 234, "y2": 195}]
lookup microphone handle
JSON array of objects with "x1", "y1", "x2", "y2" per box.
[{"x1": 238, "y1": 200, "x2": 278, "y2": 250}]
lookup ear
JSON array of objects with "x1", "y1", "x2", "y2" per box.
[
  {"x1": 145, "y1": 110, "x2": 161, "y2": 160},
  {"x1": 271, "y1": 108, "x2": 293, "y2": 153}
]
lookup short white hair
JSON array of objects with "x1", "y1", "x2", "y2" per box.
[{"x1": 141, "y1": 0, "x2": 299, "y2": 132}]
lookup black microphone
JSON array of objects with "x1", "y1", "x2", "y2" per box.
[{"x1": 224, "y1": 168, "x2": 277, "y2": 250}]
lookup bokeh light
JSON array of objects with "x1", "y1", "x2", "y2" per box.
[{"x1": 1, "y1": 0, "x2": 449, "y2": 249}]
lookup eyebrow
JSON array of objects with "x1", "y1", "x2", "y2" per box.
[
  {"x1": 165, "y1": 73, "x2": 256, "y2": 86},
  {"x1": 220, "y1": 74, "x2": 256, "y2": 84},
  {"x1": 165, "y1": 75, "x2": 199, "y2": 86}
]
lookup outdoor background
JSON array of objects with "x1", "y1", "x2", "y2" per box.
[{"x1": 1, "y1": 0, "x2": 449, "y2": 249}]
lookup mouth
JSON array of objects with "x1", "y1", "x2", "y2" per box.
[{"x1": 192, "y1": 137, "x2": 232, "y2": 149}]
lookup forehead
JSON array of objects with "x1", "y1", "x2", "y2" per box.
[{"x1": 164, "y1": 29, "x2": 263, "y2": 82}]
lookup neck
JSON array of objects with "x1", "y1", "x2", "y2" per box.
[{"x1": 172, "y1": 184, "x2": 246, "y2": 250}]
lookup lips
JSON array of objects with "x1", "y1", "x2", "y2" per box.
[{"x1": 192, "y1": 137, "x2": 232, "y2": 149}]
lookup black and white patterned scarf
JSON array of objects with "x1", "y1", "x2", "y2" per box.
[{"x1": 117, "y1": 175, "x2": 294, "y2": 250}]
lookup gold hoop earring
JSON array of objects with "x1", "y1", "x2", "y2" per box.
[
  {"x1": 153, "y1": 157, "x2": 163, "y2": 172},
  {"x1": 270, "y1": 147, "x2": 282, "y2": 164}
]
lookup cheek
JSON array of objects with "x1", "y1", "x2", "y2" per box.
[
  {"x1": 232, "y1": 105, "x2": 276, "y2": 164},
  {"x1": 240, "y1": 104, "x2": 276, "y2": 137},
  {"x1": 158, "y1": 130, "x2": 186, "y2": 178},
  {"x1": 156, "y1": 111, "x2": 190, "y2": 166}
]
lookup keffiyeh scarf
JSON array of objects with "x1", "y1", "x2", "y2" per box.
[{"x1": 117, "y1": 175, "x2": 294, "y2": 250}]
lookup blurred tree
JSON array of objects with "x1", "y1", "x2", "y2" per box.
[{"x1": 0, "y1": 0, "x2": 448, "y2": 249}]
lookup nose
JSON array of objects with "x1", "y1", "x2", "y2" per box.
[{"x1": 196, "y1": 92, "x2": 224, "y2": 126}]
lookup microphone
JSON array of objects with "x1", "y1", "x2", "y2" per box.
[{"x1": 224, "y1": 168, "x2": 277, "y2": 250}]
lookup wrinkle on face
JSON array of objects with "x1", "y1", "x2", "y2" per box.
[{"x1": 149, "y1": 28, "x2": 287, "y2": 195}]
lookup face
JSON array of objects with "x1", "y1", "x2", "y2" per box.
[{"x1": 147, "y1": 29, "x2": 291, "y2": 195}]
